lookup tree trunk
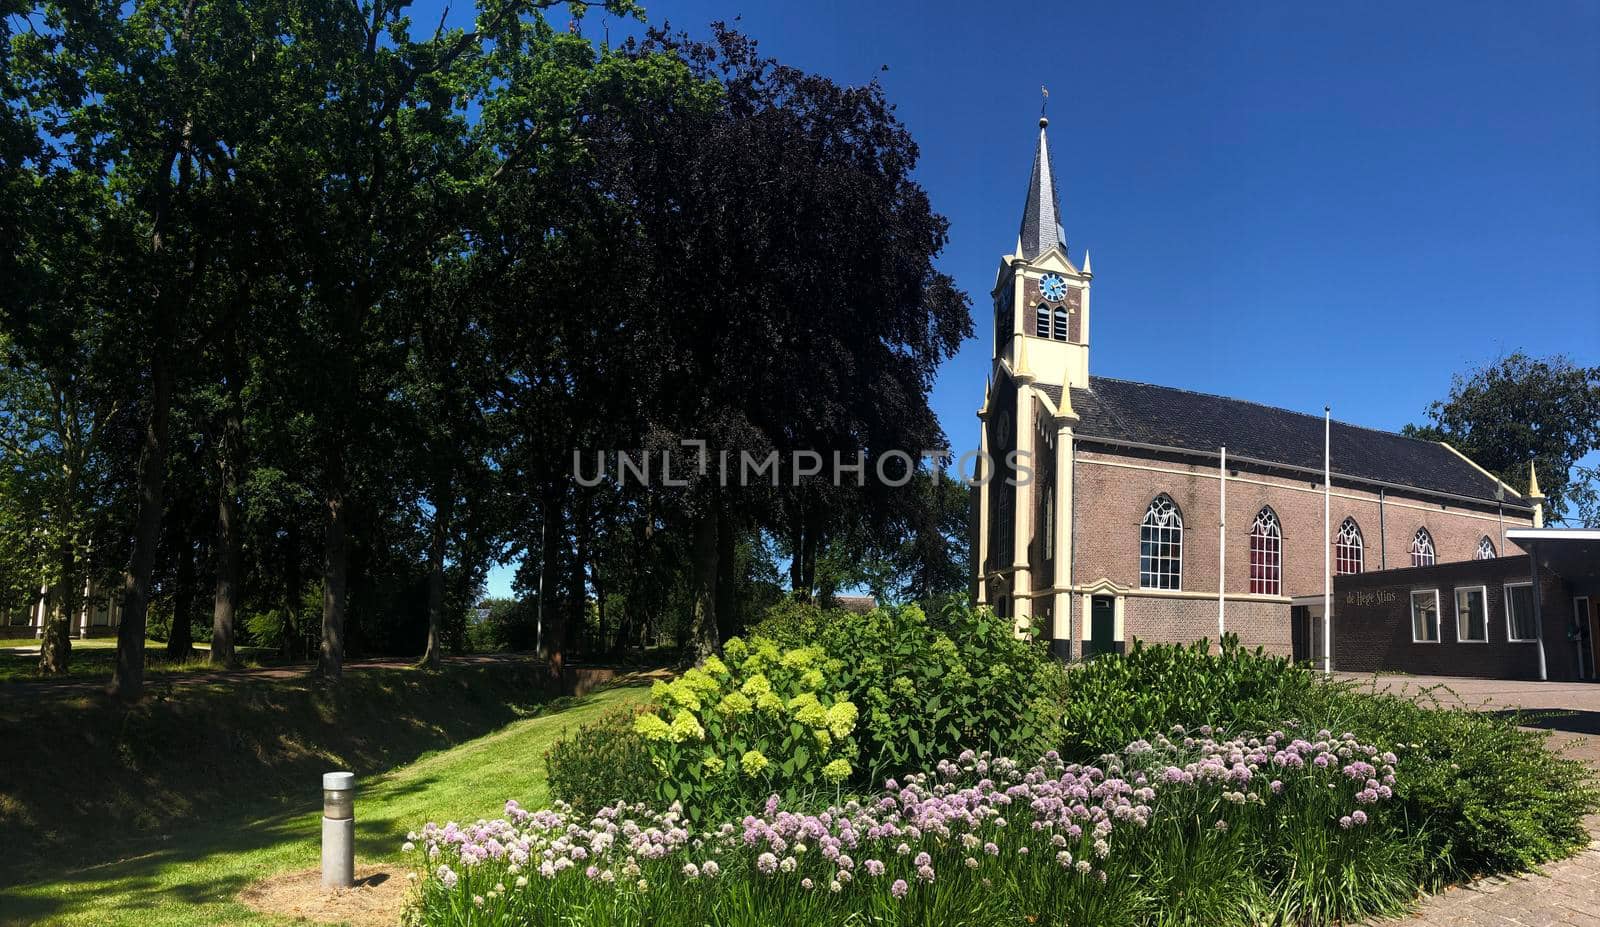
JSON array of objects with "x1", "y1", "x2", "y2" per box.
[
  {"x1": 111, "y1": 355, "x2": 172, "y2": 701},
  {"x1": 38, "y1": 545, "x2": 75, "y2": 675},
  {"x1": 168, "y1": 528, "x2": 195, "y2": 660},
  {"x1": 568, "y1": 514, "x2": 588, "y2": 655},
  {"x1": 210, "y1": 354, "x2": 243, "y2": 668},
  {"x1": 688, "y1": 505, "x2": 720, "y2": 662},
  {"x1": 715, "y1": 506, "x2": 738, "y2": 642},
  {"x1": 421, "y1": 476, "x2": 452, "y2": 668},
  {"x1": 536, "y1": 488, "x2": 565, "y2": 678},
  {"x1": 283, "y1": 523, "x2": 301, "y2": 661},
  {"x1": 318, "y1": 478, "x2": 349, "y2": 684}
]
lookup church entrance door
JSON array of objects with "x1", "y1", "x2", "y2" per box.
[{"x1": 1089, "y1": 596, "x2": 1115, "y2": 657}]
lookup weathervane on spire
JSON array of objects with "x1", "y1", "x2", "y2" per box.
[{"x1": 1041, "y1": 84, "x2": 1049, "y2": 114}]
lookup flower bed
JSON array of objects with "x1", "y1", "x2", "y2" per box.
[{"x1": 405, "y1": 725, "x2": 1417, "y2": 926}]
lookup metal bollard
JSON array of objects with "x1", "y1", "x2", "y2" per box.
[{"x1": 322, "y1": 771, "x2": 356, "y2": 889}]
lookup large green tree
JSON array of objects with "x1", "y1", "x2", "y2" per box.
[{"x1": 1406, "y1": 352, "x2": 1600, "y2": 524}]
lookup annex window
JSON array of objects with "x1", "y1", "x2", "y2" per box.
[
  {"x1": 1455, "y1": 586, "x2": 1488, "y2": 642},
  {"x1": 1474, "y1": 536, "x2": 1496, "y2": 560},
  {"x1": 1035, "y1": 304, "x2": 1051, "y2": 338},
  {"x1": 1410, "y1": 527, "x2": 1436, "y2": 567},
  {"x1": 1505, "y1": 583, "x2": 1537, "y2": 642},
  {"x1": 1334, "y1": 517, "x2": 1364, "y2": 575},
  {"x1": 1411, "y1": 590, "x2": 1441, "y2": 643},
  {"x1": 1140, "y1": 495, "x2": 1183, "y2": 590},
  {"x1": 1248, "y1": 506, "x2": 1282, "y2": 596},
  {"x1": 1052, "y1": 306, "x2": 1069, "y2": 341}
]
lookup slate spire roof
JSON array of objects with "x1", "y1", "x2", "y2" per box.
[
  {"x1": 1043, "y1": 376, "x2": 1529, "y2": 510},
  {"x1": 1017, "y1": 117, "x2": 1065, "y2": 261}
]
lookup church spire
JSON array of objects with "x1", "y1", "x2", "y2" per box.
[{"x1": 1017, "y1": 115, "x2": 1066, "y2": 261}]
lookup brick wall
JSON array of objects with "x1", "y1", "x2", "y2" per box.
[
  {"x1": 1329, "y1": 555, "x2": 1576, "y2": 680},
  {"x1": 1123, "y1": 595, "x2": 1291, "y2": 654},
  {"x1": 1071, "y1": 445, "x2": 1531, "y2": 599}
]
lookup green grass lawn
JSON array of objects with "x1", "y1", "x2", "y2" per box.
[
  {"x1": 0, "y1": 682, "x2": 648, "y2": 927},
  {"x1": 0, "y1": 639, "x2": 274, "y2": 683}
]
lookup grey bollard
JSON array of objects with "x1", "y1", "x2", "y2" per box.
[{"x1": 322, "y1": 771, "x2": 356, "y2": 889}]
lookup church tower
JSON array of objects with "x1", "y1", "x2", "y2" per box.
[{"x1": 976, "y1": 114, "x2": 1087, "y2": 657}]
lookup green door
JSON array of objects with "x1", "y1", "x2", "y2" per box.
[{"x1": 1090, "y1": 597, "x2": 1115, "y2": 657}]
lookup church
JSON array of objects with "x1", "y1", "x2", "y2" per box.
[{"x1": 973, "y1": 115, "x2": 1542, "y2": 660}]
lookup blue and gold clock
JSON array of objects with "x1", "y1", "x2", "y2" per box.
[{"x1": 1039, "y1": 273, "x2": 1067, "y2": 302}]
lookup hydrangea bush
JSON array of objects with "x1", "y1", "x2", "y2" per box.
[
  {"x1": 405, "y1": 726, "x2": 1411, "y2": 926},
  {"x1": 632, "y1": 640, "x2": 859, "y2": 822}
]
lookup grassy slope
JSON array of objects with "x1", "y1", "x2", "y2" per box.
[{"x1": 0, "y1": 683, "x2": 648, "y2": 927}]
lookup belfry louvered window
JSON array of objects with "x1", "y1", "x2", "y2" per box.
[
  {"x1": 1140, "y1": 495, "x2": 1183, "y2": 590},
  {"x1": 1410, "y1": 528, "x2": 1436, "y2": 567},
  {"x1": 1474, "y1": 536, "x2": 1496, "y2": 560},
  {"x1": 1052, "y1": 306, "x2": 1069, "y2": 341},
  {"x1": 1334, "y1": 517, "x2": 1364, "y2": 575},
  {"x1": 1035, "y1": 304, "x2": 1051, "y2": 338},
  {"x1": 1248, "y1": 507, "x2": 1282, "y2": 596}
]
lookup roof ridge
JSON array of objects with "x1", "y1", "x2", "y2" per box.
[{"x1": 1085, "y1": 375, "x2": 1443, "y2": 448}]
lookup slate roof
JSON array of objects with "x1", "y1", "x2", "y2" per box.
[
  {"x1": 1017, "y1": 119, "x2": 1065, "y2": 261},
  {"x1": 1057, "y1": 376, "x2": 1525, "y2": 509}
]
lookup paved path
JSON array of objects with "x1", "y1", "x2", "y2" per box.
[{"x1": 1343, "y1": 673, "x2": 1600, "y2": 925}]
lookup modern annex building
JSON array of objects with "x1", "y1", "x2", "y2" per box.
[{"x1": 972, "y1": 116, "x2": 1541, "y2": 660}]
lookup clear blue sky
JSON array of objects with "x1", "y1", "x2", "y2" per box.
[{"x1": 479, "y1": 0, "x2": 1600, "y2": 597}]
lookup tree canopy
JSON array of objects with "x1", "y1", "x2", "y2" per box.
[{"x1": 0, "y1": 1, "x2": 973, "y2": 691}]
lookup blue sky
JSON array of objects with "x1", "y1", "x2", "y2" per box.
[{"x1": 479, "y1": 0, "x2": 1600, "y2": 597}]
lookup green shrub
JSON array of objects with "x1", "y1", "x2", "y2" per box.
[
  {"x1": 544, "y1": 705, "x2": 657, "y2": 814},
  {"x1": 1058, "y1": 635, "x2": 1314, "y2": 757},
  {"x1": 757, "y1": 599, "x2": 1068, "y2": 785},
  {"x1": 1061, "y1": 638, "x2": 1600, "y2": 888},
  {"x1": 1298, "y1": 682, "x2": 1600, "y2": 885},
  {"x1": 634, "y1": 641, "x2": 860, "y2": 822}
]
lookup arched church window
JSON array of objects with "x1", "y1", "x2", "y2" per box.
[
  {"x1": 1042, "y1": 488, "x2": 1054, "y2": 561},
  {"x1": 1052, "y1": 306, "x2": 1069, "y2": 341},
  {"x1": 1035, "y1": 304, "x2": 1051, "y2": 338},
  {"x1": 1140, "y1": 495, "x2": 1183, "y2": 590},
  {"x1": 1474, "y1": 536, "x2": 1496, "y2": 560},
  {"x1": 1248, "y1": 506, "x2": 1282, "y2": 596},
  {"x1": 1334, "y1": 517, "x2": 1364, "y2": 575},
  {"x1": 1410, "y1": 527, "x2": 1436, "y2": 567}
]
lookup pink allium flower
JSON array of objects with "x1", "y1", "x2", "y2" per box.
[{"x1": 891, "y1": 878, "x2": 909, "y2": 898}]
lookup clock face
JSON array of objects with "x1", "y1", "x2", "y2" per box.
[{"x1": 1040, "y1": 274, "x2": 1068, "y2": 302}]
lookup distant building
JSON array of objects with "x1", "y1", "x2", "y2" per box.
[
  {"x1": 1300, "y1": 528, "x2": 1600, "y2": 680},
  {"x1": 974, "y1": 115, "x2": 1538, "y2": 660},
  {"x1": 5, "y1": 580, "x2": 122, "y2": 639}
]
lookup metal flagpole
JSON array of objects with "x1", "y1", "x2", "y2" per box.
[
  {"x1": 1322, "y1": 406, "x2": 1332, "y2": 674},
  {"x1": 1218, "y1": 445, "x2": 1227, "y2": 643}
]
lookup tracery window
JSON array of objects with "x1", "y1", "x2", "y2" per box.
[
  {"x1": 1334, "y1": 517, "x2": 1364, "y2": 575},
  {"x1": 1474, "y1": 536, "x2": 1496, "y2": 560},
  {"x1": 1140, "y1": 495, "x2": 1183, "y2": 590},
  {"x1": 1052, "y1": 306, "x2": 1069, "y2": 341},
  {"x1": 1035, "y1": 304, "x2": 1051, "y2": 338},
  {"x1": 1410, "y1": 527, "x2": 1436, "y2": 567},
  {"x1": 1248, "y1": 506, "x2": 1282, "y2": 596}
]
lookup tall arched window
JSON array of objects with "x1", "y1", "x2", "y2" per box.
[
  {"x1": 1052, "y1": 306, "x2": 1069, "y2": 341},
  {"x1": 1042, "y1": 488, "x2": 1054, "y2": 561},
  {"x1": 1140, "y1": 495, "x2": 1183, "y2": 590},
  {"x1": 1334, "y1": 517, "x2": 1364, "y2": 575},
  {"x1": 1035, "y1": 304, "x2": 1051, "y2": 338},
  {"x1": 1410, "y1": 527, "x2": 1436, "y2": 567},
  {"x1": 1475, "y1": 536, "x2": 1496, "y2": 560},
  {"x1": 1249, "y1": 507, "x2": 1282, "y2": 596}
]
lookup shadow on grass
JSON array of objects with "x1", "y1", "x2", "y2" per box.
[{"x1": 0, "y1": 676, "x2": 659, "y2": 926}]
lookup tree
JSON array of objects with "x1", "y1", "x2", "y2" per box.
[
  {"x1": 589, "y1": 25, "x2": 972, "y2": 656},
  {"x1": 1405, "y1": 353, "x2": 1600, "y2": 523}
]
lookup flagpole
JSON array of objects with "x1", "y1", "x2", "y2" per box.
[{"x1": 1322, "y1": 406, "x2": 1332, "y2": 675}]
